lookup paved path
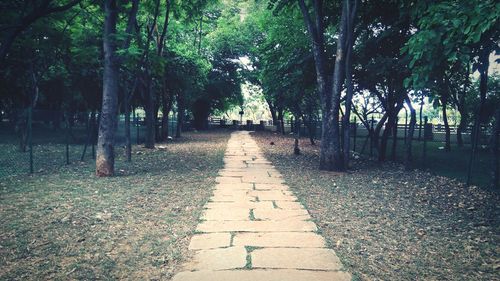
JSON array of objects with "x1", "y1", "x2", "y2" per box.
[{"x1": 172, "y1": 131, "x2": 351, "y2": 281}]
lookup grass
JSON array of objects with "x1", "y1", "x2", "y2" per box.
[
  {"x1": 0, "y1": 130, "x2": 231, "y2": 280},
  {"x1": 350, "y1": 135, "x2": 496, "y2": 188},
  {"x1": 253, "y1": 131, "x2": 499, "y2": 281}
]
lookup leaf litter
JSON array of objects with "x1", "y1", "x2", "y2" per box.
[{"x1": 252, "y1": 131, "x2": 499, "y2": 281}]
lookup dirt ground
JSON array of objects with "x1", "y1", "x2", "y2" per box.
[
  {"x1": 0, "y1": 131, "x2": 230, "y2": 280},
  {"x1": 252, "y1": 131, "x2": 499, "y2": 281}
]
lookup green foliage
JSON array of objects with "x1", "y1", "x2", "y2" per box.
[{"x1": 404, "y1": 0, "x2": 499, "y2": 89}]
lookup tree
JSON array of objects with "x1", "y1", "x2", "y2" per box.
[
  {"x1": 269, "y1": 0, "x2": 358, "y2": 171},
  {"x1": 96, "y1": 0, "x2": 119, "y2": 176}
]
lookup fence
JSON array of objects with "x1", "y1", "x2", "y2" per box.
[
  {"x1": 260, "y1": 118, "x2": 497, "y2": 188},
  {"x1": 0, "y1": 109, "x2": 179, "y2": 178}
]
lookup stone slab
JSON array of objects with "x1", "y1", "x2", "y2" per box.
[
  {"x1": 189, "y1": 233, "x2": 232, "y2": 250},
  {"x1": 205, "y1": 201, "x2": 274, "y2": 210},
  {"x1": 171, "y1": 269, "x2": 351, "y2": 281},
  {"x1": 184, "y1": 247, "x2": 247, "y2": 270},
  {"x1": 202, "y1": 208, "x2": 250, "y2": 221},
  {"x1": 233, "y1": 232, "x2": 326, "y2": 248},
  {"x1": 216, "y1": 177, "x2": 243, "y2": 184},
  {"x1": 196, "y1": 220, "x2": 317, "y2": 232},
  {"x1": 252, "y1": 248, "x2": 343, "y2": 270},
  {"x1": 253, "y1": 208, "x2": 309, "y2": 221},
  {"x1": 215, "y1": 183, "x2": 253, "y2": 190}
]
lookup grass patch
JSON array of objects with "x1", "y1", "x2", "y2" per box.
[{"x1": 0, "y1": 130, "x2": 231, "y2": 280}]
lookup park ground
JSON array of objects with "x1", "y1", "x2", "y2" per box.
[{"x1": 0, "y1": 130, "x2": 499, "y2": 280}]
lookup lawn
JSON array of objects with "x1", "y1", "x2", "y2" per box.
[
  {"x1": 0, "y1": 130, "x2": 230, "y2": 280},
  {"x1": 253, "y1": 131, "x2": 499, "y2": 281},
  {"x1": 350, "y1": 135, "x2": 496, "y2": 189}
]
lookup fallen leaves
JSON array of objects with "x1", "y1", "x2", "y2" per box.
[{"x1": 252, "y1": 131, "x2": 500, "y2": 281}]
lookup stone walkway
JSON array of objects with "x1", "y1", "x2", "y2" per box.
[{"x1": 172, "y1": 131, "x2": 351, "y2": 281}]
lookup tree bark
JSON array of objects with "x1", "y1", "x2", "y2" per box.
[
  {"x1": 418, "y1": 95, "x2": 424, "y2": 140},
  {"x1": 161, "y1": 89, "x2": 173, "y2": 140},
  {"x1": 144, "y1": 72, "x2": 156, "y2": 148},
  {"x1": 456, "y1": 66, "x2": 469, "y2": 147},
  {"x1": 176, "y1": 94, "x2": 184, "y2": 138},
  {"x1": 341, "y1": 0, "x2": 357, "y2": 169},
  {"x1": 467, "y1": 46, "x2": 490, "y2": 185},
  {"x1": 491, "y1": 109, "x2": 500, "y2": 188},
  {"x1": 404, "y1": 96, "x2": 417, "y2": 169},
  {"x1": 441, "y1": 93, "x2": 451, "y2": 151},
  {"x1": 96, "y1": 0, "x2": 119, "y2": 177},
  {"x1": 457, "y1": 111, "x2": 467, "y2": 147},
  {"x1": 391, "y1": 116, "x2": 398, "y2": 161},
  {"x1": 125, "y1": 78, "x2": 138, "y2": 161},
  {"x1": 327, "y1": 0, "x2": 351, "y2": 171},
  {"x1": 294, "y1": 117, "x2": 301, "y2": 155}
]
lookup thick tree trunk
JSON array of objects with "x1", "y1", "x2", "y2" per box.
[
  {"x1": 267, "y1": 100, "x2": 277, "y2": 124},
  {"x1": 405, "y1": 96, "x2": 417, "y2": 169},
  {"x1": 379, "y1": 117, "x2": 392, "y2": 162},
  {"x1": 372, "y1": 113, "x2": 388, "y2": 155},
  {"x1": 326, "y1": 0, "x2": 351, "y2": 171},
  {"x1": 96, "y1": 0, "x2": 119, "y2": 177}
]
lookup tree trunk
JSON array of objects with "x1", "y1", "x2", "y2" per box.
[
  {"x1": 294, "y1": 117, "x2": 301, "y2": 155},
  {"x1": 457, "y1": 113, "x2": 467, "y2": 147},
  {"x1": 405, "y1": 96, "x2": 417, "y2": 169},
  {"x1": 491, "y1": 109, "x2": 500, "y2": 188},
  {"x1": 161, "y1": 90, "x2": 173, "y2": 140},
  {"x1": 441, "y1": 94, "x2": 451, "y2": 151},
  {"x1": 124, "y1": 78, "x2": 138, "y2": 161},
  {"x1": 341, "y1": 0, "x2": 357, "y2": 169},
  {"x1": 327, "y1": 0, "x2": 352, "y2": 171},
  {"x1": 144, "y1": 73, "x2": 155, "y2": 148},
  {"x1": 379, "y1": 105, "x2": 401, "y2": 162},
  {"x1": 418, "y1": 96, "x2": 424, "y2": 140},
  {"x1": 379, "y1": 117, "x2": 392, "y2": 162},
  {"x1": 372, "y1": 113, "x2": 388, "y2": 155},
  {"x1": 467, "y1": 46, "x2": 490, "y2": 185},
  {"x1": 267, "y1": 100, "x2": 277, "y2": 124},
  {"x1": 456, "y1": 67, "x2": 469, "y2": 147},
  {"x1": 176, "y1": 94, "x2": 184, "y2": 138},
  {"x1": 391, "y1": 116, "x2": 398, "y2": 161},
  {"x1": 96, "y1": 0, "x2": 119, "y2": 177},
  {"x1": 125, "y1": 99, "x2": 131, "y2": 161},
  {"x1": 306, "y1": 117, "x2": 316, "y2": 145}
]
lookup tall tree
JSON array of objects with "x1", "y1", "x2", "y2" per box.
[{"x1": 96, "y1": 0, "x2": 119, "y2": 176}]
